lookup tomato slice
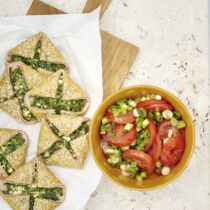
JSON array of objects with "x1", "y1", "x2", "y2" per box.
[
  {"x1": 122, "y1": 150, "x2": 155, "y2": 174},
  {"x1": 144, "y1": 119, "x2": 156, "y2": 152},
  {"x1": 106, "y1": 111, "x2": 135, "y2": 124},
  {"x1": 137, "y1": 99, "x2": 173, "y2": 112},
  {"x1": 106, "y1": 124, "x2": 137, "y2": 147},
  {"x1": 137, "y1": 99, "x2": 168, "y2": 108},
  {"x1": 180, "y1": 128, "x2": 185, "y2": 137},
  {"x1": 157, "y1": 120, "x2": 184, "y2": 140},
  {"x1": 144, "y1": 103, "x2": 174, "y2": 112},
  {"x1": 148, "y1": 135, "x2": 162, "y2": 162},
  {"x1": 160, "y1": 136, "x2": 185, "y2": 167}
]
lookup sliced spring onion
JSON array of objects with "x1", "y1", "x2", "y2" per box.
[
  {"x1": 113, "y1": 149, "x2": 122, "y2": 157},
  {"x1": 168, "y1": 129, "x2": 173, "y2": 138},
  {"x1": 149, "y1": 94, "x2": 156, "y2": 99},
  {"x1": 127, "y1": 166, "x2": 138, "y2": 176},
  {"x1": 121, "y1": 146, "x2": 130, "y2": 151},
  {"x1": 163, "y1": 138, "x2": 169, "y2": 144},
  {"x1": 162, "y1": 166, "x2": 171, "y2": 175},
  {"x1": 140, "y1": 97, "x2": 147, "y2": 101},
  {"x1": 100, "y1": 125, "x2": 106, "y2": 134},
  {"x1": 136, "y1": 174, "x2": 143, "y2": 181},
  {"x1": 128, "y1": 99, "x2": 137, "y2": 107},
  {"x1": 135, "y1": 97, "x2": 142, "y2": 103},
  {"x1": 155, "y1": 160, "x2": 162, "y2": 168},
  {"x1": 139, "y1": 107, "x2": 147, "y2": 118},
  {"x1": 133, "y1": 108, "x2": 140, "y2": 117},
  {"x1": 140, "y1": 171, "x2": 147, "y2": 178},
  {"x1": 122, "y1": 171, "x2": 130, "y2": 176},
  {"x1": 154, "y1": 111, "x2": 163, "y2": 122},
  {"x1": 177, "y1": 120, "x2": 186, "y2": 128},
  {"x1": 121, "y1": 107, "x2": 127, "y2": 114},
  {"x1": 162, "y1": 110, "x2": 173, "y2": 119},
  {"x1": 127, "y1": 105, "x2": 133, "y2": 111},
  {"x1": 155, "y1": 95, "x2": 162, "y2": 100},
  {"x1": 110, "y1": 155, "x2": 121, "y2": 164},
  {"x1": 131, "y1": 162, "x2": 137, "y2": 167},
  {"x1": 105, "y1": 148, "x2": 114, "y2": 154},
  {"x1": 148, "y1": 112, "x2": 154, "y2": 119},
  {"x1": 120, "y1": 164, "x2": 127, "y2": 171},
  {"x1": 170, "y1": 117, "x2": 178, "y2": 127},
  {"x1": 102, "y1": 117, "x2": 109, "y2": 125},
  {"x1": 136, "y1": 117, "x2": 144, "y2": 132},
  {"x1": 121, "y1": 103, "x2": 128, "y2": 109},
  {"x1": 124, "y1": 123, "x2": 134, "y2": 131},
  {"x1": 142, "y1": 119, "x2": 150, "y2": 129},
  {"x1": 173, "y1": 110, "x2": 182, "y2": 119},
  {"x1": 109, "y1": 105, "x2": 121, "y2": 116}
]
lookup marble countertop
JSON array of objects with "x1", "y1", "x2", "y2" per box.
[{"x1": 0, "y1": 0, "x2": 209, "y2": 209}]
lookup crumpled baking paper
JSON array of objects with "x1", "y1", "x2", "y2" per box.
[{"x1": 0, "y1": 8, "x2": 102, "y2": 210}]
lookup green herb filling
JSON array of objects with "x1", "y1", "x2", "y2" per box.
[
  {"x1": 41, "y1": 121, "x2": 89, "y2": 160},
  {"x1": 32, "y1": 97, "x2": 86, "y2": 113},
  {"x1": 0, "y1": 134, "x2": 25, "y2": 175},
  {"x1": 10, "y1": 68, "x2": 35, "y2": 121},
  {"x1": 9, "y1": 40, "x2": 67, "y2": 73}
]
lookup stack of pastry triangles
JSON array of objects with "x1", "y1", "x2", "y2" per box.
[
  {"x1": 0, "y1": 32, "x2": 89, "y2": 123},
  {"x1": 0, "y1": 32, "x2": 91, "y2": 210}
]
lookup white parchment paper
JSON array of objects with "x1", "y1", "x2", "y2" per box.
[{"x1": 0, "y1": 8, "x2": 102, "y2": 210}]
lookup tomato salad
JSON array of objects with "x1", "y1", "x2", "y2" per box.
[{"x1": 100, "y1": 94, "x2": 186, "y2": 181}]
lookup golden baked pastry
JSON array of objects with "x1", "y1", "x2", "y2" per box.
[
  {"x1": 0, "y1": 62, "x2": 43, "y2": 123},
  {"x1": 37, "y1": 115, "x2": 89, "y2": 168},
  {"x1": 0, "y1": 128, "x2": 27, "y2": 179},
  {"x1": 25, "y1": 70, "x2": 89, "y2": 120},
  {"x1": 7, "y1": 32, "x2": 69, "y2": 78},
  {"x1": 0, "y1": 157, "x2": 65, "y2": 210}
]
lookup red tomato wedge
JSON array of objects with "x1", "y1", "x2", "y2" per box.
[
  {"x1": 144, "y1": 119, "x2": 156, "y2": 152},
  {"x1": 180, "y1": 128, "x2": 185, "y2": 137},
  {"x1": 148, "y1": 135, "x2": 162, "y2": 162},
  {"x1": 144, "y1": 103, "x2": 174, "y2": 112},
  {"x1": 137, "y1": 99, "x2": 173, "y2": 112},
  {"x1": 106, "y1": 111, "x2": 135, "y2": 124},
  {"x1": 160, "y1": 136, "x2": 185, "y2": 167},
  {"x1": 122, "y1": 150, "x2": 155, "y2": 174},
  {"x1": 157, "y1": 120, "x2": 184, "y2": 140},
  {"x1": 106, "y1": 124, "x2": 137, "y2": 147},
  {"x1": 137, "y1": 99, "x2": 168, "y2": 108}
]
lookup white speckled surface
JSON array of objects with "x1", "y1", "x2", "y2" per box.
[{"x1": 0, "y1": 0, "x2": 209, "y2": 209}]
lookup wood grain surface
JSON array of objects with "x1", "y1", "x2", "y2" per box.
[{"x1": 27, "y1": 0, "x2": 139, "y2": 98}]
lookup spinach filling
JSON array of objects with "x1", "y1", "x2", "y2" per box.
[
  {"x1": 31, "y1": 72, "x2": 86, "y2": 114},
  {"x1": 41, "y1": 121, "x2": 89, "y2": 160},
  {"x1": 32, "y1": 97, "x2": 86, "y2": 114},
  {"x1": 3, "y1": 161, "x2": 63, "y2": 210},
  {"x1": 69, "y1": 122, "x2": 89, "y2": 140},
  {"x1": 0, "y1": 134, "x2": 25, "y2": 175},
  {"x1": 3, "y1": 183, "x2": 63, "y2": 202},
  {"x1": 10, "y1": 68, "x2": 35, "y2": 121},
  {"x1": 9, "y1": 40, "x2": 67, "y2": 72},
  {"x1": 0, "y1": 158, "x2": 14, "y2": 175},
  {"x1": 41, "y1": 140, "x2": 64, "y2": 159}
]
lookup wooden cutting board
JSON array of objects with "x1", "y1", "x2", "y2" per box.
[{"x1": 27, "y1": 0, "x2": 139, "y2": 98}]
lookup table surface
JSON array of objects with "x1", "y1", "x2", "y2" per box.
[{"x1": 0, "y1": 0, "x2": 209, "y2": 209}]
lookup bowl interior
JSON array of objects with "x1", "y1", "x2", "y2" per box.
[{"x1": 90, "y1": 86, "x2": 195, "y2": 190}]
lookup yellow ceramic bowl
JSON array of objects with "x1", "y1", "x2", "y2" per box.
[{"x1": 89, "y1": 85, "x2": 195, "y2": 190}]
